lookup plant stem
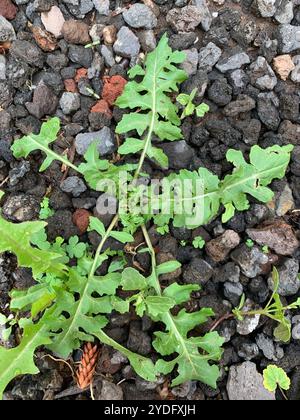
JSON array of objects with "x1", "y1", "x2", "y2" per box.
[
  {"x1": 88, "y1": 214, "x2": 119, "y2": 280},
  {"x1": 141, "y1": 224, "x2": 199, "y2": 376}
]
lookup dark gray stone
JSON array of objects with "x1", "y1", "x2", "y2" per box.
[
  {"x1": 183, "y1": 258, "x2": 214, "y2": 285},
  {"x1": 268, "y1": 258, "x2": 300, "y2": 297},
  {"x1": 75, "y1": 127, "x2": 117, "y2": 157},
  {"x1": 123, "y1": 4, "x2": 157, "y2": 29},
  {"x1": 60, "y1": 176, "x2": 87, "y2": 197},
  {"x1": 113, "y1": 27, "x2": 140, "y2": 58}
]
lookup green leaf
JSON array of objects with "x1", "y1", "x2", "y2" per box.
[
  {"x1": 177, "y1": 94, "x2": 190, "y2": 106},
  {"x1": 95, "y1": 329, "x2": 157, "y2": 382},
  {"x1": 10, "y1": 284, "x2": 56, "y2": 317},
  {"x1": 0, "y1": 215, "x2": 67, "y2": 279},
  {"x1": 163, "y1": 283, "x2": 200, "y2": 305},
  {"x1": 0, "y1": 319, "x2": 51, "y2": 399},
  {"x1": 110, "y1": 231, "x2": 134, "y2": 244},
  {"x1": 263, "y1": 365, "x2": 291, "y2": 392},
  {"x1": 147, "y1": 147, "x2": 169, "y2": 169},
  {"x1": 222, "y1": 203, "x2": 235, "y2": 223},
  {"x1": 66, "y1": 236, "x2": 87, "y2": 259},
  {"x1": 121, "y1": 268, "x2": 148, "y2": 291},
  {"x1": 47, "y1": 269, "x2": 122, "y2": 358},
  {"x1": 116, "y1": 33, "x2": 187, "y2": 157},
  {"x1": 274, "y1": 321, "x2": 291, "y2": 343},
  {"x1": 192, "y1": 236, "x2": 206, "y2": 249},
  {"x1": 11, "y1": 118, "x2": 63, "y2": 172},
  {"x1": 118, "y1": 138, "x2": 145, "y2": 155},
  {"x1": 88, "y1": 216, "x2": 106, "y2": 236},
  {"x1": 196, "y1": 103, "x2": 210, "y2": 118},
  {"x1": 156, "y1": 260, "x2": 181, "y2": 276},
  {"x1": 78, "y1": 143, "x2": 136, "y2": 191},
  {"x1": 145, "y1": 296, "x2": 176, "y2": 316},
  {"x1": 152, "y1": 145, "x2": 293, "y2": 229}
]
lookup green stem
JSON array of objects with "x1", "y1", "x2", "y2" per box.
[
  {"x1": 141, "y1": 224, "x2": 197, "y2": 374},
  {"x1": 88, "y1": 214, "x2": 119, "y2": 280},
  {"x1": 26, "y1": 135, "x2": 80, "y2": 173}
]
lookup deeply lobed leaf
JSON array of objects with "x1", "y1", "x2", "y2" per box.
[
  {"x1": 115, "y1": 34, "x2": 187, "y2": 167},
  {"x1": 0, "y1": 214, "x2": 67, "y2": 279},
  {"x1": 0, "y1": 319, "x2": 52, "y2": 399},
  {"x1": 152, "y1": 145, "x2": 294, "y2": 228}
]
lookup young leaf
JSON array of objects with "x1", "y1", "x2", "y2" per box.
[
  {"x1": 192, "y1": 236, "x2": 206, "y2": 249},
  {"x1": 78, "y1": 143, "x2": 137, "y2": 191},
  {"x1": 156, "y1": 260, "x2": 181, "y2": 276},
  {"x1": 115, "y1": 33, "x2": 187, "y2": 167},
  {"x1": 39, "y1": 197, "x2": 54, "y2": 220},
  {"x1": 121, "y1": 268, "x2": 148, "y2": 291},
  {"x1": 176, "y1": 94, "x2": 190, "y2": 106},
  {"x1": 196, "y1": 103, "x2": 210, "y2": 118},
  {"x1": 145, "y1": 296, "x2": 176, "y2": 317},
  {"x1": 163, "y1": 283, "x2": 200, "y2": 305},
  {"x1": 66, "y1": 236, "x2": 87, "y2": 259},
  {"x1": 110, "y1": 231, "x2": 134, "y2": 244},
  {"x1": 0, "y1": 319, "x2": 52, "y2": 399},
  {"x1": 263, "y1": 365, "x2": 291, "y2": 392},
  {"x1": 11, "y1": 118, "x2": 68, "y2": 172},
  {"x1": 152, "y1": 145, "x2": 293, "y2": 229},
  {"x1": 88, "y1": 216, "x2": 106, "y2": 236},
  {"x1": 0, "y1": 215, "x2": 67, "y2": 279}
]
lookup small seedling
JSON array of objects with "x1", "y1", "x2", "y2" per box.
[
  {"x1": 157, "y1": 225, "x2": 169, "y2": 236},
  {"x1": 192, "y1": 236, "x2": 206, "y2": 249},
  {"x1": 39, "y1": 197, "x2": 54, "y2": 220},
  {"x1": 177, "y1": 88, "x2": 210, "y2": 119},
  {"x1": 262, "y1": 245, "x2": 269, "y2": 254},
  {"x1": 233, "y1": 268, "x2": 300, "y2": 342},
  {"x1": 263, "y1": 365, "x2": 290, "y2": 397},
  {"x1": 85, "y1": 40, "x2": 100, "y2": 49},
  {"x1": 246, "y1": 239, "x2": 254, "y2": 248},
  {"x1": 180, "y1": 240, "x2": 187, "y2": 247},
  {"x1": 86, "y1": 87, "x2": 100, "y2": 100}
]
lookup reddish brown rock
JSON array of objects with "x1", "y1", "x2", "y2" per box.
[
  {"x1": 62, "y1": 20, "x2": 91, "y2": 45},
  {"x1": 64, "y1": 79, "x2": 77, "y2": 93},
  {"x1": 91, "y1": 99, "x2": 112, "y2": 118},
  {"x1": 75, "y1": 68, "x2": 88, "y2": 83},
  {"x1": 73, "y1": 209, "x2": 91, "y2": 234},
  {"x1": 0, "y1": 0, "x2": 17, "y2": 20},
  {"x1": 206, "y1": 230, "x2": 241, "y2": 262},
  {"x1": 102, "y1": 75, "x2": 127, "y2": 106},
  {"x1": 31, "y1": 26, "x2": 57, "y2": 52},
  {"x1": 246, "y1": 220, "x2": 299, "y2": 256}
]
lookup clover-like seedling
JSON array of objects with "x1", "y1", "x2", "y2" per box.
[
  {"x1": 246, "y1": 239, "x2": 254, "y2": 248},
  {"x1": 177, "y1": 88, "x2": 210, "y2": 119},
  {"x1": 39, "y1": 197, "x2": 54, "y2": 220},
  {"x1": 192, "y1": 236, "x2": 206, "y2": 249},
  {"x1": 157, "y1": 225, "x2": 170, "y2": 236},
  {"x1": 263, "y1": 365, "x2": 290, "y2": 394}
]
